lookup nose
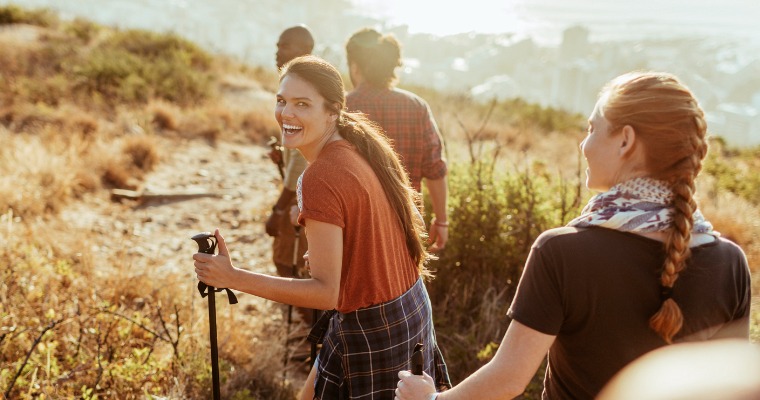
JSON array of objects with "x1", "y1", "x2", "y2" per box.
[
  {"x1": 280, "y1": 102, "x2": 295, "y2": 118},
  {"x1": 579, "y1": 137, "x2": 587, "y2": 152}
]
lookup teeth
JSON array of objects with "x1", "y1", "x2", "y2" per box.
[{"x1": 283, "y1": 124, "x2": 302, "y2": 130}]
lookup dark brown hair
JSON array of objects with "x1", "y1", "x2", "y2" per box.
[{"x1": 345, "y1": 28, "x2": 402, "y2": 88}]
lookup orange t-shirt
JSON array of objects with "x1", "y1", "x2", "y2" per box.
[{"x1": 297, "y1": 140, "x2": 418, "y2": 313}]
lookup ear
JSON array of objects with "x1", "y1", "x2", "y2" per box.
[
  {"x1": 348, "y1": 61, "x2": 358, "y2": 77},
  {"x1": 619, "y1": 125, "x2": 637, "y2": 157},
  {"x1": 348, "y1": 62, "x2": 363, "y2": 86},
  {"x1": 330, "y1": 104, "x2": 341, "y2": 122}
]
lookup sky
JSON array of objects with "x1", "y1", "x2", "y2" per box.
[
  {"x1": 351, "y1": 0, "x2": 525, "y2": 37},
  {"x1": 351, "y1": 0, "x2": 760, "y2": 46}
]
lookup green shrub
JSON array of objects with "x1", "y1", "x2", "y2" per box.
[
  {"x1": 501, "y1": 98, "x2": 585, "y2": 133},
  {"x1": 68, "y1": 29, "x2": 213, "y2": 105},
  {"x1": 64, "y1": 17, "x2": 101, "y2": 42},
  {"x1": 703, "y1": 143, "x2": 760, "y2": 205},
  {"x1": 426, "y1": 159, "x2": 584, "y2": 390},
  {"x1": 0, "y1": 5, "x2": 57, "y2": 27}
]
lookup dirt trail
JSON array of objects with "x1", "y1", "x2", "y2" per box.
[
  {"x1": 61, "y1": 137, "x2": 282, "y2": 280},
  {"x1": 53, "y1": 78, "x2": 316, "y2": 387}
]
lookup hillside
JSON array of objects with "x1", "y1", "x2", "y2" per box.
[{"x1": 1, "y1": 6, "x2": 758, "y2": 399}]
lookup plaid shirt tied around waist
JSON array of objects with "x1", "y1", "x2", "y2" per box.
[{"x1": 308, "y1": 278, "x2": 451, "y2": 399}]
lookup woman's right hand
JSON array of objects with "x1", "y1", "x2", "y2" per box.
[
  {"x1": 395, "y1": 370, "x2": 437, "y2": 400},
  {"x1": 193, "y1": 228, "x2": 238, "y2": 290}
]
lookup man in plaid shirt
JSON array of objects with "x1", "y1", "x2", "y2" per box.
[{"x1": 346, "y1": 28, "x2": 450, "y2": 252}]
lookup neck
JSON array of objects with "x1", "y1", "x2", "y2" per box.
[{"x1": 300, "y1": 126, "x2": 342, "y2": 163}]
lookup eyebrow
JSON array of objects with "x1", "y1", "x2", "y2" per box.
[{"x1": 276, "y1": 94, "x2": 312, "y2": 102}]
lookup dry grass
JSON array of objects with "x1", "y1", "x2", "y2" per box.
[
  {"x1": 0, "y1": 12, "x2": 298, "y2": 399},
  {"x1": 1, "y1": 6, "x2": 757, "y2": 399},
  {"x1": 149, "y1": 100, "x2": 179, "y2": 131}
]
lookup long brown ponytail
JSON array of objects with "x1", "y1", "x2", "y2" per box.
[
  {"x1": 338, "y1": 112, "x2": 431, "y2": 272},
  {"x1": 601, "y1": 72, "x2": 709, "y2": 343}
]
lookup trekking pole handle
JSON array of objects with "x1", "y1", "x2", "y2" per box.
[
  {"x1": 411, "y1": 342, "x2": 424, "y2": 375},
  {"x1": 192, "y1": 232, "x2": 217, "y2": 255}
]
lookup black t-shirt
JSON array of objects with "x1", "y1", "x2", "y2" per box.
[{"x1": 507, "y1": 227, "x2": 751, "y2": 400}]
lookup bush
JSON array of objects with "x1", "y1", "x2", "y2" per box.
[
  {"x1": 0, "y1": 219, "x2": 297, "y2": 399},
  {"x1": 67, "y1": 29, "x2": 213, "y2": 106},
  {"x1": 426, "y1": 158, "x2": 584, "y2": 391},
  {"x1": 702, "y1": 141, "x2": 760, "y2": 205},
  {"x1": 0, "y1": 5, "x2": 57, "y2": 27}
]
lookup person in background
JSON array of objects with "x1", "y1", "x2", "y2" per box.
[
  {"x1": 193, "y1": 55, "x2": 450, "y2": 399},
  {"x1": 266, "y1": 25, "x2": 314, "y2": 324},
  {"x1": 395, "y1": 71, "x2": 752, "y2": 400},
  {"x1": 345, "y1": 28, "x2": 450, "y2": 252}
]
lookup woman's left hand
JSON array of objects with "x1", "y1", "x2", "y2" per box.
[
  {"x1": 395, "y1": 370, "x2": 437, "y2": 400},
  {"x1": 193, "y1": 228, "x2": 237, "y2": 289}
]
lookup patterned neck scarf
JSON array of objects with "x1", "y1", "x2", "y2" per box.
[{"x1": 568, "y1": 177, "x2": 717, "y2": 236}]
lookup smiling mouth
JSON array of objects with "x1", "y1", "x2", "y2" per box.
[{"x1": 282, "y1": 123, "x2": 303, "y2": 135}]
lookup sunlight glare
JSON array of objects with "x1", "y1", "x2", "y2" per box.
[{"x1": 351, "y1": 0, "x2": 526, "y2": 37}]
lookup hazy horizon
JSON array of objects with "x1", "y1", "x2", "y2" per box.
[
  {"x1": 351, "y1": 0, "x2": 760, "y2": 47},
  {"x1": 4, "y1": 0, "x2": 759, "y2": 145}
]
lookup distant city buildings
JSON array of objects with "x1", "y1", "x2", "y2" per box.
[
  {"x1": 393, "y1": 25, "x2": 760, "y2": 148},
  {"x1": 24, "y1": 0, "x2": 756, "y2": 146}
]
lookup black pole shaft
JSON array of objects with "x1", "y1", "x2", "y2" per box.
[{"x1": 208, "y1": 286, "x2": 220, "y2": 400}]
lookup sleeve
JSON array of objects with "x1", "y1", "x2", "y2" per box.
[
  {"x1": 283, "y1": 149, "x2": 307, "y2": 192},
  {"x1": 734, "y1": 248, "x2": 752, "y2": 320},
  {"x1": 507, "y1": 242, "x2": 565, "y2": 335},
  {"x1": 419, "y1": 102, "x2": 448, "y2": 180},
  {"x1": 711, "y1": 249, "x2": 752, "y2": 339},
  {"x1": 296, "y1": 167, "x2": 345, "y2": 229}
]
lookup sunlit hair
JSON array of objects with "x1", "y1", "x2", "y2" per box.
[
  {"x1": 600, "y1": 71, "x2": 709, "y2": 343},
  {"x1": 345, "y1": 28, "x2": 402, "y2": 88},
  {"x1": 279, "y1": 55, "x2": 431, "y2": 274}
]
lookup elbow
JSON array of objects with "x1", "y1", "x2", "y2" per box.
[
  {"x1": 504, "y1": 383, "x2": 527, "y2": 399},
  {"x1": 311, "y1": 285, "x2": 339, "y2": 310}
]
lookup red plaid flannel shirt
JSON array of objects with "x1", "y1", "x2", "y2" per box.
[{"x1": 346, "y1": 85, "x2": 447, "y2": 191}]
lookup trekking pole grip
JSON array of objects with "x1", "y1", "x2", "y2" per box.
[{"x1": 411, "y1": 342, "x2": 424, "y2": 375}]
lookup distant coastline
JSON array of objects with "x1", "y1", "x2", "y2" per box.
[{"x1": 6, "y1": 0, "x2": 758, "y2": 146}]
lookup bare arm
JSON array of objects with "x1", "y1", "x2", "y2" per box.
[
  {"x1": 193, "y1": 222, "x2": 342, "y2": 310},
  {"x1": 397, "y1": 320, "x2": 555, "y2": 400},
  {"x1": 425, "y1": 176, "x2": 448, "y2": 252}
]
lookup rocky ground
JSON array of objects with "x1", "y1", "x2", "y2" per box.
[{"x1": 55, "y1": 84, "x2": 315, "y2": 386}]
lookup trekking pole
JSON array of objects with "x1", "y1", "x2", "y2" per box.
[
  {"x1": 411, "y1": 342, "x2": 424, "y2": 375},
  {"x1": 192, "y1": 232, "x2": 239, "y2": 400},
  {"x1": 283, "y1": 225, "x2": 301, "y2": 373}
]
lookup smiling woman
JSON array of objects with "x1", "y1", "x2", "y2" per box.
[{"x1": 193, "y1": 55, "x2": 452, "y2": 399}]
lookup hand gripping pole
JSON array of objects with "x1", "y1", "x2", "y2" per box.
[{"x1": 192, "y1": 232, "x2": 238, "y2": 400}]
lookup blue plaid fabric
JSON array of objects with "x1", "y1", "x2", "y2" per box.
[{"x1": 309, "y1": 278, "x2": 450, "y2": 399}]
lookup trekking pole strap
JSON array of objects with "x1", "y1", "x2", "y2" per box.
[{"x1": 198, "y1": 282, "x2": 239, "y2": 304}]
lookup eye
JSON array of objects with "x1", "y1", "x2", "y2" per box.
[
  {"x1": 296, "y1": 101, "x2": 309, "y2": 107},
  {"x1": 276, "y1": 98, "x2": 285, "y2": 105}
]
